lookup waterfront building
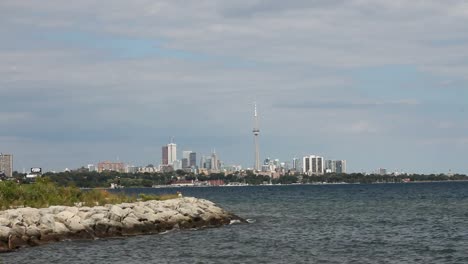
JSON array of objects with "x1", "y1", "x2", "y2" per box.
[
  {"x1": 335, "y1": 160, "x2": 346, "y2": 173},
  {"x1": 325, "y1": 160, "x2": 335, "y2": 173},
  {"x1": 325, "y1": 160, "x2": 347, "y2": 174},
  {"x1": 302, "y1": 155, "x2": 324, "y2": 175},
  {"x1": 97, "y1": 161, "x2": 125, "y2": 173},
  {"x1": 0, "y1": 153, "x2": 13, "y2": 177}
]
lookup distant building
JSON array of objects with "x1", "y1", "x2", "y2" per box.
[
  {"x1": 335, "y1": 160, "x2": 346, "y2": 174},
  {"x1": 97, "y1": 161, "x2": 125, "y2": 173},
  {"x1": 126, "y1": 165, "x2": 138, "y2": 173},
  {"x1": 378, "y1": 168, "x2": 387, "y2": 175},
  {"x1": 0, "y1": 154, "x2": 13, "y2": 177},
  {"x1": 325, "y1": 160, "x2": 335, "y2": 173},
  {"x1": 182, "y1": 151, "x2": 196, "y2": 169},
  {"x1": 87, "y1": 164, "x2": 97, "y2": 172},
  {"x1": 292, "y1": 158, "x2": 300, "y2": 171},
  {"x1": 189, "y1": 152, "x2": 197, "y2": 168},
  {"x1": 302, "y1": 155, "x2": 324, "y2": 175},
  {"x1": 162, "y1": 146, "x2": 169, "y2": 165},
  {"x1": 181, "y1": 158, "x2": 189, "y2": 169},
  {"x1": 167, "y1": 143, "x2": 176, "y2": 165},
  {"x1": 172, "y1": 159, "x2": 182, "y2": 170},
  {"x1": 325, "y1": 160, "x2": 347, "y2": 174},
  {"x1": 138, "y1": 165, "x2": 159, "y2": 173},
  {"x1": 211, "y1": 151, "x2": 219, "y2": 171}
]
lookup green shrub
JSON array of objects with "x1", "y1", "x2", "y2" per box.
[{"x1": 0, "y1": 177, "x2": 179, "y2": 210}]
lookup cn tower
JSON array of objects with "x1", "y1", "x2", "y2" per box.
[{"x1": 253, "y1": 103, "x2": 261, "y2": 171}]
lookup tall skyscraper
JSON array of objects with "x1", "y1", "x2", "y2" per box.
[
  {"x1": 0, "y1": 153, "x2": 13, "y2": 177},
  {"x1": 161, "y1": 146, "x2": 169, "y2": 165},
  {"x1": 302, "y1": 155, "x2": 324, "y2": 175},
  {"x1": 211, "y1": 150, "x2": 219, "y2": 171},
  {"x1": 167, "y1": 143, "x2": 176, "y2": 165},
  {"x1": 162, "y1": 140, "x2": 177, "y2": 166},
  {"x1": 252, "y1": 103, "x2": 261, "y2": 171}
]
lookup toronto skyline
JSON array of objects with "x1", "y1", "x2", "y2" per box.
[{"x1": 1, "y1": 1, "x2": 468, "y2": 174}]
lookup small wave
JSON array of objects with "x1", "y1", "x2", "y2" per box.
[
  {"x1": 230, "y1": 219, "x2": 242, "y2": 225},
  {"x1": 160, "y1": 230, "x2": 174, "y2": 235},
  {"x1": 246, "y1": 219, "x2": 256, "y2": 224}
]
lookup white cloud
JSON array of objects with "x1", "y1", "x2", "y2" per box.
[{"x1": 1, "y1": 0, "x2": 468, "y2": 172}]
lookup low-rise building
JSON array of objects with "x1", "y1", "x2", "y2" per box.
[{"x1": 97, "y1": 161, "x2": 125, "y2": 173}]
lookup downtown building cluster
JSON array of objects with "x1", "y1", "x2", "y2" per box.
[{"x1": 85, "y1": 140, "x2": 241, "y2": 175}]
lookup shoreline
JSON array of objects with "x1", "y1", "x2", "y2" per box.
[{"x1": 105, "y1": 179, "x2": 468, "y2": 190}]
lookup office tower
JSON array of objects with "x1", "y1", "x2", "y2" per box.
[
  {"x1": 211, "y1": 150, "x2": 218, "y2": 171},
  {"x1": 181, "y1": 158, "x2": 189, "y2": 169},
  {"x1": 200, "y1": 156, "x2": 206, "y2": 169},
  {"x1": 0, "y1": 153, "x2": 13, "y2": 177},
  {"x1": 302, "y1": 155, "x2": 324, "y2": 175},
  {"x1": 189, "y1": 152, "x2": 197, "y2": 168},
  {"x1": 162, "y1": 146, "x2": 169, "y2": 165},
  {"x1": 162, "y1": 139, "x2": 177, "y2": 166},
  {"x1": 167, "y1": 143, "x2": 176, "y2": 165},
  {"x1": 252, "y1": 103, "x2": 261, "y2": 171},
  {"x1": 182, "y1": 151, "x2": 192, "y2": 169}
]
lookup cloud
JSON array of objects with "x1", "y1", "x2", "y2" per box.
[
  {"x1": 274, "y1": 99, "x2": 421, "y2": 110},
  {"x1": 0, "y1": 1, "x2": 468, "y2": 173}
]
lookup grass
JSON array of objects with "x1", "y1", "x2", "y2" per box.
[{"x1": 0, "y1": 178, "x2": 179, "y2": 210}]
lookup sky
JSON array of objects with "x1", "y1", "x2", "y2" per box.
[{"x1": 1, "y1": 0, "x2": 468, "y2": 174}]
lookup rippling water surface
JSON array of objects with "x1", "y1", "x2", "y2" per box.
[{"x1": 3, "y1": 182, "x2": 468, "y2": 263}]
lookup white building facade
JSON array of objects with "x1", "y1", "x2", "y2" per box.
[{"x1": 302, "y1": 155, "x2": 324, "y2": 175}]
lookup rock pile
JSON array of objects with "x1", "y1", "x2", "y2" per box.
[{"x1": 0, "y1": 197, "x2": 244, "y2": 252}]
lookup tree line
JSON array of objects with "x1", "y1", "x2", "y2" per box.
[{"x1": 10, "y1": 170, "x2": 467, "y2": 188}]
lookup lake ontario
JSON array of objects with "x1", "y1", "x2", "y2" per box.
[{"x1": 3, "y1": 182, "x2": 468, "y2": 263}]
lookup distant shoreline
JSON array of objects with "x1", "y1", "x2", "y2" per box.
[{"x1": 94, "y1": 179, "x2": 468, "y2": 190}]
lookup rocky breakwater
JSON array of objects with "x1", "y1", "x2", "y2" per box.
[{"x1": 0, "y1": 197, "x2": 245, "y2": 252}]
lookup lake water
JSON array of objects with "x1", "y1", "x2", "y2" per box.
[{"x1": 3, "y1": 182, "x2": 468, "y2": 263}]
